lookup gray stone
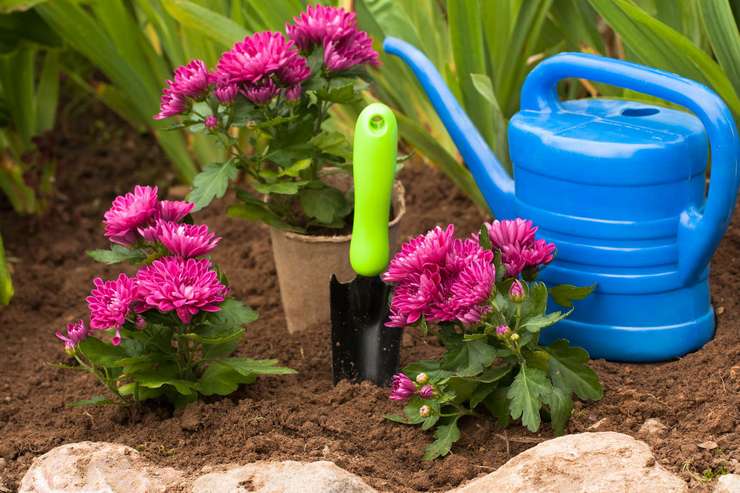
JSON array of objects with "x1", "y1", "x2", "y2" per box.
[
  {"x1": 19, "y1": 442, "x2": 182, "y2": 493},
  {"x1": 715, "y1": 474, "x2": 740, "y2": 493},
  {"x1": 639, "y1": 418, "x2": 668, "y2": 436},
  {"x1": 449, "y1": 432, "x2": 687, "y2": 493},
  {"x1": 191, "y1": 460, "x2": 377, "y2": 493}
]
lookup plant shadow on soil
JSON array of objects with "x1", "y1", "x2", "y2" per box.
[{"x1": 0, "y1": 102, "x2": 737, "y2": 492}]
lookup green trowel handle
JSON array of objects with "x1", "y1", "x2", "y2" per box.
[{"x1": 350, "y1": 103, "x2": 398, "y2": 277}]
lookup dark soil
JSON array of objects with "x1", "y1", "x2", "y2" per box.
[{"x1": 0, "y1": 103, "x2": 737, "y2": 492}]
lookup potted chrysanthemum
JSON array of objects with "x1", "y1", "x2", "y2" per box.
[{"x1": 154, "y1": 5, "x2": 405, "y2": 333}]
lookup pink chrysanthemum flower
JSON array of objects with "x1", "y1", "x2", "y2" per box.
[
  {"x1": 284, "y1": 85, "x2": 302, "y2": 101},
  {"x1": 243, "y1": 79, "x2": 279, "y2": 105},
  {"x1": 136, "y1": 257, "x2": 228, "y2": 324},
  {"x1": 214, "y1": 32, "x2": 309, "y2": 87},
  {"x1": 56, "y1": 320, "x2": 88, "y2": 350},
  {"x1": 286, "y1": 4, "x2": 356, "y2": 52},
  {"x1": 156, "y1": 221, "x2": 221, "y2": 258},
  {"x1": 87, "y1": 273, "x2": 138, "y2": 336},
  {"x1": 485, "y1": 219, "x2": 555, "y2": 277},
  {"x1": 324, "y1": 31, "x2": 379, "y2": 72},
  {"x1": 382, "y1": 225, "x2": 456, "y2": 284},
  {"x1": 384, "y1": 227, "x2": 494, "y2": 327},
  {"x1": 103, "y1": 185, "x2": 159, "y2": 245},
  {"x1": 157, "y1": 200, "x2": 194, "y2": 223},
  {"x1": 154, "y1": 86, "x2": 188, "y2": 120},
  {"x1": 171, "y1": 59, "x2": 210, "y2": 98},
  {"x1": 389, "y1": 373, "x2": 416, "y2": 402},
  {"x1": 214, "y1": 83, "x2": 239, "y2": 104},
  {"x1": 418, "y1": 384, "x2": 434, "y2": 399}
]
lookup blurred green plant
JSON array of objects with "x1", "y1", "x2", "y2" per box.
[{"x1": 0, "y1": 8, "x2": 63, "y2": 305}]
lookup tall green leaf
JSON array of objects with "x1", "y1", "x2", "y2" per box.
[
  {"x1": 162, "y1": 0, "x2": 248, "y2": 48},
  {"x1": 589, "y1": 0, "x2": 740, "y2": 118},
  {"x1": 0, "y1": 234, "x2": 12, "y2": 305},
  {"x1": 699, "y1": 0, "x2": 740, "y2": 97}
]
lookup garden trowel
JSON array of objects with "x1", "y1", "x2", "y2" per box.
[{"x1": 330, "y1": 103, "x2": 400, "y2": 387}]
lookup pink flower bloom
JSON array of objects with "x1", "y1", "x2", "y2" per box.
[
  {"x1": 171, "y1": 59, "x2": 210, "y2": 98},
  {"x1": 384, "y1": 227, "x2": 494, "y2": 327},
  {"x1": 243, "y1": 79, "x2": 279, "y2": 105},
  {"x1": 214, "y1": 83, "x2": 239, "y2": 104},
  {"x1": 156, "y1": 221, "x2": 220, "y2": 258},
  {"x1": 56, "y1": 320, "x2": 88, "y2": 350},
  {"x1": 286, "y1": 4, "x2": 356, "y2": 52},
  {"x1": 509, "y1": 279, "x2": 525, "y2": 302},
  {"x1": 157, "y1": 200, "x2": 194, "y2": 223},
  {"x1": 284, "y1": 84, "x2": 302, "y2": 101},
  {"x1": 103, "y1": 185, "x2": 159, "y2": 245},
  {"x1": 382, "y1": 225, "x2": 456, "y2": 284},
  {"x1": 154, "y1": 87, "x2": 188, "y2": 120},
  {"x1": 204, "y1": 115, "x2": 219, "y2": 130},
  {"x1": 389, "y1": 373, "x2": 416, "y2": 402},
  {"x1": 214, "y1": 32, "x2": 309, "y2": 88},
  {"x1": 324, "y1": 31, "x2": 379, "y2": 72},
  {"x1": 418, "y1": 384, "x2": 434, "y2": 399},
  {"x1": 86, "y1": 273, "x2": 138, "y2": 330},
  {"x1": 286, "y1": 5, "x2": 379, "y2": 73},
  {"x1": 485, "y1": 219, "x2": 555, "y2": 277},
  {"x1": 136, "y1": 257, "x2": 228, "y2": 324}
]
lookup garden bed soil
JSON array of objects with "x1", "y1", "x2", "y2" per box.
[{"x1": 0, "y1": 103, "x2": 738, "y2": 492}]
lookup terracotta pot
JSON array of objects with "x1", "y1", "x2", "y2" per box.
[{"x1": 270, "y1": 182, "x2": 406, "y2": 333}]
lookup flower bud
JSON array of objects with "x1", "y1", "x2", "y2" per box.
[
  {"x1": 510, "y1": 333, "x2": 520, "y2": 342},
  {"x1": 496, "y1": 324, "x2": 510, "y2": 336},
  {"x1": 419, "y1": 404, "x2": 431, "y2": 417},
  {"x1": 418, "y1": 384, "x2": 434, "y2": 399},
  {"x1": 389, "y1": 373, "x2": 416, "y2": 402},
  {"x1": 509, "y1": 279, "x2": 525, "y2": 303},
  {"x1": 415, "y1": 372, "x2": 429, "y2": 385},
  {"x1": 204, "y1": 115, "x2": 219, "y2": 130}
]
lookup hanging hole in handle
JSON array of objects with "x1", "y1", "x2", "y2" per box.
[
  {"x1": 621, "y1": 107, "x2": 660, "y2": 117},
  {"x1": 369, "y1": 114, "x2": 386, "y2": 132}
]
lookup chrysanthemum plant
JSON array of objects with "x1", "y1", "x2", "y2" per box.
[
  {"x1": 384, "y1": 220, "x2": 602, "y2": 460},
  {"x1": 155, "y1": 5, "x2": 380, "y2": 233},
  {"x1": 55, "y1": 185, "x2": 294, "y2": 408}
]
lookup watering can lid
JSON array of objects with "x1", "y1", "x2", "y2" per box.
[{"x1": 508, "y1": 99, "x2": 707, "y2": 186}]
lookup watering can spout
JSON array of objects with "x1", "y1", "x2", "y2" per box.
[{"x1": 383, "y1": 37, "x2": 516, "y2": 218}]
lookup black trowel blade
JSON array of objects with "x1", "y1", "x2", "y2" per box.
[{"x1": 330, "y1": 274, "x2": 401, "y2": 386}]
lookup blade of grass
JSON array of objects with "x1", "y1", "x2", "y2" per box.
[
  {"x1": 162, "y1": 0, "x2": 249, "y2": 47},
  {"x1": 699, "y1": 0, "x2": 740, "y2": 97},
  {"x1": 0, "y1": 233, "x2": 12, "y2": 305},
  {"x1": 35, "y1": 48, "x2": 59, "y2": 133}
]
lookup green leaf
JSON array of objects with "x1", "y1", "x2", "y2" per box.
[
  {"x1": 550, "y1": 284, "x2": 596, "y2": 308},
  {"x1": 252, "y1": 181, "x2": 306, "y2": 195},
  {"x1": 187, "y1": 161, "x2": 238, "y2": 211},
  {"x1": 699, "y1": 0, "x2": 740, "y2": 97},
  {"x1": 228, "y1": 191, "x2": 304, "y2": 232},
  {"x1": 217, "y1": 357, "x2": 296, "y2": 377},
  {"x1": 442, "y1": 338, "x2": 498, "y2": 377},
  {"x1": 279, "y1": 158, "x2": 312, "y2": 177},
  {"x1": 521, "y1": 309, "x2": 572, "y2": 333},
  {"x1": 310, "y1": 131, "x2": 353, "y2": 162},
  {"x1": 423, "y1": 417, "x2": 461, "y2": 460},
  {"x1": 184, "y1": 327, "x2": 244, "y2": 346},
  {"x1": 134, "y1": 374, "x2": 197, "y2": 396},
  {"x1": 299, "y1": 186, "x2": 350, "y2": 225},
  {"x1": 206, "y1": 299, "x2": 258, "y2": 328},
  {"x1": 507, "y1": 366, "x2": 551, "y2": 432},
  {"x1": 543, "y1": 385, "x2": 573, "y2": 435},
  {"x1": 316, "y1": 78, "x2": 358, "y2": 103},
  {"x1": 65, "y1": 395, "x2": 115, "y2": 408},
  {"x1": 470, "y1": 382, "x2": 497, "y2": 408},
  {"x1": 196, "y1": 363, "x2": 255, "y2": 396},
  {"x1": 521, "y1": 281, "x2": 548, "y2": 318},
  {"x1": 478, "y1": 224, "x2": 492, "y2": 250},
  {"x1": 0, "y1": 234, "x2": 13, "y2": 305},
  {"x1": 162, "y1": 0, "x2": 248, "y2": 48},
  {"x1": 545, "y1": 339, "x2": 603, "y2": 401},
  {"x1": 77, "y1": 338, "x2": 128, "y2": 367},
  {"x1": 87, "y1": 245, "x2": 147, "y2": 265},
  {"x1": 483, "y1": 387, "x2": 511, "y2": 427}
]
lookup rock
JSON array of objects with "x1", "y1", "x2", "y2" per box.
[
  {"x1": 19, "y1": 442, "x2": 182, "y2": 493},
  {"x1": 449, "y1": 432, "x2": 687, "y2": 493},
  {"x1": 715, "y1": 474, "x2": 740, "y2": 493},
  {"x1": 191, "y1": 460, "x2": 377, "y2": 493},
  {"x1": 698, "y1": 440, "x2": 719, "y2": 450},
  {"x1": 639, "y1": 418, "x2": 668, "y2": 436}
]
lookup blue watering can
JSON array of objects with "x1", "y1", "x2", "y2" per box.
[{"x1": 384, "y1": 37, "x2": 740, "y2": 362}]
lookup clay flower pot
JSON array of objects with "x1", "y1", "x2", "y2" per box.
[{"x1": 270, "y1": 181, "x2": 406, "y2": 333}]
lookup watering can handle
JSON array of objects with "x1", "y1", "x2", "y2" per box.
[{"x1": 521, "y1": 52, "x2": 739, "y2": 283}]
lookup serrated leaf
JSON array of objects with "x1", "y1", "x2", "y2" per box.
[
  {"x1": 442, "y1": 338, "x2": 498, "y2": 377},
  {"x1": 77, "y1": 337, "x2": 128, "y2": 367},
  {"x1": 543, "y1": 385, "x2": 573, "y2": 435},
  {"x1": 423, "y1": 417, "x2": 461, "y2": 460},
  {"x1": 483, "y1": 386, "x2": 511, "y2": 427},
  {"x1": 252, "y1": 180, "x2": 307, "y2": 195},
  {"x1": 279, "y1": 158, "x2": 312, "y2": 177},
  {"x1": 545, "y1": 339, "x2": 603, "y2": 401},
  {"x1": 299, "y1": 186, "x2": 350, "y2": 225},
  {"x1": 507, "y1": 366, "x2": 551, "y2": 432},
  {"x1": 206, "y1": 299, "x2": 258, "y2": 327},
  {"x1": 310, "y1": 131, "x2": 352, "y2": 161},
  {"x1": 187, "y1": 161, "x2": 238, "y2": 211},
  {"x1": 227, "y1": 197, "x2": 303, "y2": 233},
  {"x1": 478, "y1": 224, "x2": 493, "y2": 250},
  {"x1": 217, "y1": 357, "x2": 296, "y2": 377},
  {"x1": 87, "y1": 245, "x2": 146, "y2": 265},
  {"x1": 196, "y1": 363, "x2": 255, "y2": 396},
  {"x1": 470, "y1": 382, "x2": 497, "y2": 408},
  {"x1": 521, "y1": 309, "x2": 572, "y2": 333},
  {"x1": 550, "y1": 284, "x2": 596, "y2": 308}
]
